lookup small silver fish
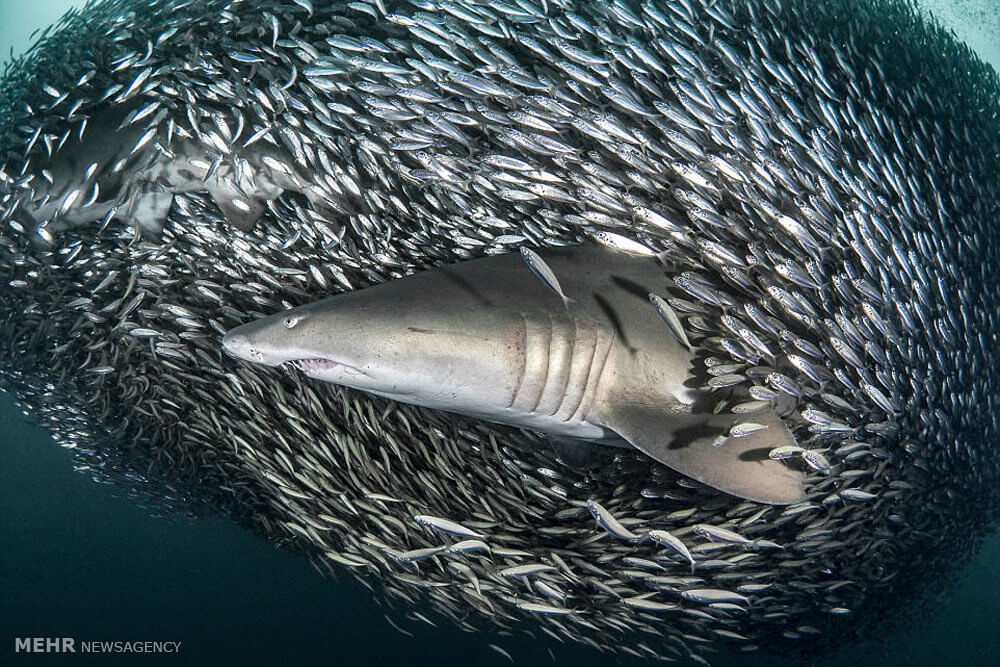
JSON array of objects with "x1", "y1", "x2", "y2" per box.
[
  {"x1": 499, "y1": 563, "x2": 556, "y2": 578},
  {"x1": 447, "y1": 539, "x2": 491, "y2": 554},
  {"x1": 801, "y1": 449, "x2": 832, "y2": 472},
  {"x1": 414, "y1": 514, "x2": 484, "y2": 539},
  {"x1": 769, "y1": 445, "x2": 805, "y2": 460},
  {"x1": 648, "y1": 529, "x2": 695, "y2": 572},
  {"x1": 397, "y1": 546, "x2": 447, "y2": 562},
  {"x1": 680, "y1": 588, "x2": 750, "y2": 605},
  {"x1": 649, "y1": 293, "x2": 693, "y2": 350},
  {"x1": 623, "y1": 595, "x2": 678, "y2": 612},
  {"x1": 841, "y1": 488, "x2": 878, "y2": 502},
  {"x1": 519, "y1": 246, "x2": 570, "y2": 306},
  {"x1": 708, "y1": 374, "x2": 746, "y2": 388},
  {"x1": 587, "y1": 499, "x2": 644, "y2": 542},
  {"x1": 728, "y1": 422, "x2": 768, "y2": 438},
  {"x1": 692, "y1": 524, "x2": 753, "y2": 545},
  {"x1": 593, "y1": 231, "x2": 657, "y2": 256},
  {"x1": 515, "y1": 601, "x2": 578, "y2": 616}
]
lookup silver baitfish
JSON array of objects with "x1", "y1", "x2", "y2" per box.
[{"x1": 0, "y1": 0, "x2": 997, "y2": 664}]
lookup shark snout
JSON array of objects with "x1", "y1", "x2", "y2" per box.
[
  {"x1": 221, "y1": 315, "x2": 319, "y2": 367},
  {"x1": 221, "y1": 329, "x2": 263, "y2": 363}
]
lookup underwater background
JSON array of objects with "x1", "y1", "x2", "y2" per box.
[{"x1": 0, "y1": 1, "x2": 997, "y2": 665}]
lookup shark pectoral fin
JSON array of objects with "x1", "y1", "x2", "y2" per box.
[{"x1": 596, "y1": 406, "x2": 806, "y2": 505}]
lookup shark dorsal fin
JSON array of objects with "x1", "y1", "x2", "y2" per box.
[{"x1": 595, "y1": 407, "x2": 806, "y2": 505}]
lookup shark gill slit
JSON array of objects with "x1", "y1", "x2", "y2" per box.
[
  {"x1": 531, "y1": 312, "x2": 564, "y2": 416},
  {"x1": 570, "y1": 327, "x2": 614, "y2": 426},
  {"x1": 548, "y1": 316, "x2": 580, "y2": 417},
  {"x1": 505, "y1": 312, "x2": 529, "y2": 410},
  {"x1": 511, "y1": 313, "x2": 549, "y2": 414},
  {"x1": 555, "y1": 317, "x2": 598, "y2": 423}
]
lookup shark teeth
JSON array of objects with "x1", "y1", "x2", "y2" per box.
[{"x1": 288, "y1": 358, "x2": 339, "y2": 373}]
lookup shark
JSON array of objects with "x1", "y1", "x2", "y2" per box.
[
  {"x1": 222, "y1": 244, "x2": 805, "y2": 504},
  {"x1": 16, "y1": 104, "x2": 349, "y2": 239}
]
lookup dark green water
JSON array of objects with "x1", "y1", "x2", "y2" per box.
[{"x1": 0, "y1": 392, "x2": 603, "y2": 667}]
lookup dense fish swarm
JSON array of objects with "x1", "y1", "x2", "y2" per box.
[{"x1": 1, "y1": 0, "x2": 998, "y2": 661}]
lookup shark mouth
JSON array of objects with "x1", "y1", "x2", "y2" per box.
[
  {"x1": 288, "y1": 358, "x2": 341, "y2": 373},
  {"x1": 286, "y1": 358, "x2": 367, "y2": 379}
]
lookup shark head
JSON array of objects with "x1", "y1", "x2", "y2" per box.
[
  {"x1": 222, "y1": 301, "x2": 371, "y2": 386},
  {"x1": 222, "y1": 268, "x2": 527, "y2": 413}
]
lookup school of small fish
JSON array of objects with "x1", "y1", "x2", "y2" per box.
[{"x1": 0, "y1": 0, "x2": 997, "y2": 663}]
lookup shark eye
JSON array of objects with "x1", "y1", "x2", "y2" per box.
[{"x1": 284, "y1": 315, "x2": 299, "y2": 329}]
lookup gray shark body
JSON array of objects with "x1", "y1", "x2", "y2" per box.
[{"x1": 224, "y1": 245, "x2": 804, "y2": 504}]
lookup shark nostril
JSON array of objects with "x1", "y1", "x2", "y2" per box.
[{"x1": 221, "y1": 331, "x2": 257, "y2": 361}]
